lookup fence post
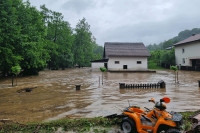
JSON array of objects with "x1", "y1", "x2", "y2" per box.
[
  {"x1": 75, "y1": 85, "x2": 81, "y2": 91},
  {"x1": 119, "y1": 83, "x2": 125, "y2": 89},
  {"x1": 158, "y1": 80, "x2": 166, "y2": 88},
  {"x1": 198, "y1": 81, "x2": 200, "y2": 87}
]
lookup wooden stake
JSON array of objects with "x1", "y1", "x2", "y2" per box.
[
  {"x1": 99, "y1": 76, "x2": 100, "y2": 86},
  {"x1": 177, "y1": 71, "x2": 179, "y2": 83},
  {"x1": 175, "y1": 71, "x2": 176, "y2": 83},
  {"x1": 12, "y1": 76, "x2": 14, "y2": 86},
  {"x1": 102, "y1": 72, "x2": 103, "y2": 85}
]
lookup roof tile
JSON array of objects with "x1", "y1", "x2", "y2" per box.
[
  {"x1": 174, "y1": 34, "x2": 200, "y2": 46},
  {"x1": 104, "y1": 42, "x2": 150, "y2": 58}
]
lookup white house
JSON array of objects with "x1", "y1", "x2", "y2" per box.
[
  {"x1": 174, "y1": 34, "x2": 200, "y2": 68},
  {"x1": 91, "y1": 42, "x2": 150, "y2": 71}
]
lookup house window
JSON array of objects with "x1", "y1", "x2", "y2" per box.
[
  {"x1": 137, "y1": 61, "x2": 142, "y2": 64},
  {"x1": 182, "y1": 48, "x2": 185, "y2": 53},
  {"x1": 182, "y1": 58, "x2": 185, "y2": 64},
  {"x1": 115, "y1": 61, "x2": 119, "y2": 64}
]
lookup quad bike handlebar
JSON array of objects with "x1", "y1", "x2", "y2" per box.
[
  {"x1": 147, "y1": 97, "x2": 171, "y2": 111},
  {"x1": 149, "y1": 97, "x2": 170, "y2": 104}
]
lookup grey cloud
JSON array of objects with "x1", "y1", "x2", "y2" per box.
[
  {"x1": 26, "y1": 0, "x2": 200, "y2": 46},
  {"x1": 100, "y1": 13, "x2": 200, "y2": 46},
  {"x1": 62, "y1": 0, "x2": 95, "y2": 14}
]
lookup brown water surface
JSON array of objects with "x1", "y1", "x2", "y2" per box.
[{"x1": 0, "y1": 68, "x2": 200, "y2": 123}]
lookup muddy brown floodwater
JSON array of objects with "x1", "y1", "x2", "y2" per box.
[{"x1": 0, "y1": 68, "x2": 200, "y2": 123}]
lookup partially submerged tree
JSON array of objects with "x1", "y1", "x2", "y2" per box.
[
  {"x1": 11, "y1": 65, "x2": 21, "y2": 86},
  {"x1": 170, "y1": 66, "x2": 178, "y2": 84}
]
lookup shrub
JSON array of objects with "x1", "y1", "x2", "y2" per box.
[{"x1": 100, "y1": 67, "x2": 107, "y2": 72}]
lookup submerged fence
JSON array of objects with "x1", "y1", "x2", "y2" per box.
[
  {"x1": 180, "y1": 66, "x2": 200, "y2": 71},
  {"x1": 119, "y1": 80, "x2": 166, "y2": 89},
  {"x1": 161, "y1": 63, "x2": 200, "y2": 71}
]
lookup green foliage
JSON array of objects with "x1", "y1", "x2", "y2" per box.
[
  {"x1": 100, "y1": 67, "x2": 107, "y2": 72},
  {"x1": 0, "y1": 0, "x2": 22, "y2": 76},
  {"x1": 0, "y1": 111, "x2": 199, "y2": 132},
  {"x1": 170, "y1": 66, "x2": 178, "y2": 71},
  {"x1": 14, "y1": 1, "x2": 49, "y2": 75},
  {"x1": 0, "y1": 1, "x2": 103, "y2": 77},
  {"x1": 0, "y1": 117, "x2": 118, "y2": 133},
  {"x1": 40, "y1": 5, "x2": 74, "y2": 70},
  {"x1": 148, "y1": 49, "x2": 175, "y2": 69},
  {"x1": 180, "y1": 111, "x2": 200, "y2": 131},
  {"x1": 11, "y1": 65, "x2": 21, "y2": 75},
  {"x1": 0, "y1": 0, "x2": 49, "y2": 76},
  {"x1": 73, "y1": 18, "x2": 94, "y2": 67},
  {"x1": 160, "y1": 49, "x2": 175, "y2": 65},
  {"x1": 148, "y1": 60, "x2": 166, "y2": 69}
]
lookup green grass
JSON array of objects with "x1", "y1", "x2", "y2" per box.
[
  {"x1": 180, "y1": 111, "x2": 199, "y2": 131},
  {"x1": 0, "y1": 117, "x2": 119, "y2": 133},
  {"x1": 0, "y1": 111, "x2": 199, "y2": 133}
]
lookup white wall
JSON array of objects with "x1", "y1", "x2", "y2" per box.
[
  {"x1": 91, "y1": 62, "x2": 105, "y2": 71},
  {"x1": 175, "y1": 42, "x2": 200, "y2": 66},
  {"x1": 107, "y1": 57, "x2": 148, "y2": 71}
]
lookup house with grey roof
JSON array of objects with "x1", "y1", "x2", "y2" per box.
[
  {"x1": 174, "y1": 34, "x2": 200, "y2": 68},
  {"x1": 91, "y1": 42, "x2": 150, "y2": 71}
]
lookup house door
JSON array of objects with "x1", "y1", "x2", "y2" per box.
[
  {"x1": 192, "y1": 60, "x2": 196, "y2": 67},
  {"x1": 104, "y1": 63, "x2": 107, "y2": 69},
  {"x1": 123, "y1": 65, "x2": 128, "y2": 69}
]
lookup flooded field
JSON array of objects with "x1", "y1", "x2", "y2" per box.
[{"x1": 0, "y1": 68, "x2": 200, "y2": 123}]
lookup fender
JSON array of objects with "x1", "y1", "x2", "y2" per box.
[
  {"x1": 124, "y1": 112, "x2": 149, "y2": 133},
  {"x1": 153, "y1": 117, "x2": 176, "y2": 133}
]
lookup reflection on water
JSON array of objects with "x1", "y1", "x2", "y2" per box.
[{"x1": 0, "y1": 68, "x2": 200, "y2": 123}]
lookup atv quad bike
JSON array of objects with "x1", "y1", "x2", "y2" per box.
[{"x1": 121, "y1": 97, "x2": 183, "y2": 133}]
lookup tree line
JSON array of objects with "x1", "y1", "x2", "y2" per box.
[{"x1": 0, "y1": 0, "x2": 103, "y2": 77}]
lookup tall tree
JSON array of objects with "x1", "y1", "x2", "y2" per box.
[
  {"x1": 0, "y1": 0, "x2": 22, "y2": 76},
  {"x1": 40, "y1": 5, "x2": 74, "y2": 69},
  {"x1": 16, "y1": 1, "x2": 49, "y2": 75},
  {"x1": 74, "y1": 18, "x2": 93, "y2": 67}
]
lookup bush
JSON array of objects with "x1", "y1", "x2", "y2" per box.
[
  {"x1": 170, "y1": 66, "x2": 178, "y2": 71},
  {"x1": 100, "y1": 67, "x2": 107, "y2": 72}
]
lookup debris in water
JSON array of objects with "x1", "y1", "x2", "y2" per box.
[{"x1": 17, "y1": 87, "x2": 37, "y2": 93}]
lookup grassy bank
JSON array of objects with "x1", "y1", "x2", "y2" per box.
[
  {"x1": 0, "y1": 117, "x2": 120, "y2": 133},
  {"x1": 0, "y1": 111, "x2": 199, "y2": 133}
]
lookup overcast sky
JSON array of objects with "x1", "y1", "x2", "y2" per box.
[{"x1": 25, "y1": 0, "x2": 200, "y2": 46}]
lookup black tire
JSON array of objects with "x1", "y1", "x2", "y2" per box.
[
  {"x1": 166, "y1": 128, "x2": 181, "y2": 133},
  {"x1": 121, "y1": 117, "x2": 137, "y2": 133},
  {"x1": 195, "y1": 125, "x2": 200, "y2": 133}
]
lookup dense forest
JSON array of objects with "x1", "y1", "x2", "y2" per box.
[{"x1": 0, "y1": 0, "x2": 103, "y2": 77}]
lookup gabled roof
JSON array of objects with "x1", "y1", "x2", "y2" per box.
[
  {"x1": 104, "y1": 42, "x2": 150, "y2": 58},
  {"x1": 174, "y1": 34, "x2": 200, "y2": 46}
]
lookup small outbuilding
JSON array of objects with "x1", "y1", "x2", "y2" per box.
[{"x1": 90, "y1": 59, "x2": 108, "y2": 71}]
